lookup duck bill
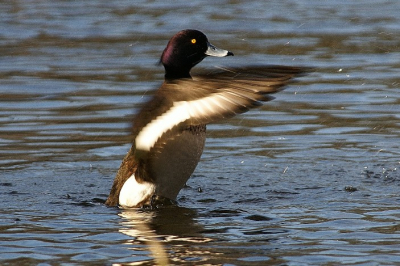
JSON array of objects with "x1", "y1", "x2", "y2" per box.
[{"x1": 205, "y1": 42, "x2": 234, "y2": 57}]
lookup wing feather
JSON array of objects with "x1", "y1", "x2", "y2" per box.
[{"x1": 132, "y1": 65, "x2": 311, "y2": 154}]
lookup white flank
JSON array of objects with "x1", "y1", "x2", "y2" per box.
[
  {"x1": 119, "y1": 173, "x2": 156, "y2": 208},
  {"x1": 135, "y1": 95, "x2": 225, "y2": 151}
]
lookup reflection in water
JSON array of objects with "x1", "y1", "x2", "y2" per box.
[
  {"x1": 118, "y1": 210, "x2": 168, "y2": 266},
  {"x1": 117, "y1": 207, "x2": 211, "y2": 265}
]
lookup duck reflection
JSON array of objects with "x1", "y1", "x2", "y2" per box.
[{"x1": 117, "y1": 206, "x2": 211, "y2": 265}]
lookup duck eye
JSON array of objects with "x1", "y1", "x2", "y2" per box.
[{"x1": 191, "y1": 39, "x2": 197, "y2": 44}]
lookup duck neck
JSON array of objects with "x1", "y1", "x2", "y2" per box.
[{"x1": 163, "y1": 66, "x2": 192, "y2": 80}]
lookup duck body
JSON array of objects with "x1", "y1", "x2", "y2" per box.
[
  {"x1": 105, "y1": 29, "x2": 309, "y2": 208},
  {"x1": 118, "y1": 125, "x2": 205, "y2": 208}
]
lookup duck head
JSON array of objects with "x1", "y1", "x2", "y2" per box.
[{"x1": 160, "y1": 29, "x2": 233, "y2": 80}]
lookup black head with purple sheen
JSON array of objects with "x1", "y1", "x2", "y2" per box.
[{"x1": 160, "y1": 29, "x2": 233, "y2": 80}]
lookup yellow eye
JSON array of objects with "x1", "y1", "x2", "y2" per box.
[{"x1": 191, "y1": 39, "x2": 197, "y2": 44}]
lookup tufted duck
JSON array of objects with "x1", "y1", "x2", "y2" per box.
[{"x1": 105, "y1": 29, "x2": 308, "y2": 208}]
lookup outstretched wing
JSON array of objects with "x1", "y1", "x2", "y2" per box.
[{"x1": 133, "y1": 65, "x2": 310, "y2": 153}]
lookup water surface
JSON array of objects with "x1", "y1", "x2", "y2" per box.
[{"x1": 1, "y1": 0, "x2": 400, "y2": 265}]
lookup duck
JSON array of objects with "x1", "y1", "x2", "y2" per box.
[{"x1": 105, "y1": 29, "x2": 308, "y2": 208}]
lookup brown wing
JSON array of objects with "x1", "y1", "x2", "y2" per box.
[{"x1": 133, "y1": 65, "x2": 311, "y2": 154}]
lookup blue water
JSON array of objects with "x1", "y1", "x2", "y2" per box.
[{"x1": 1, "y1": 0, "x2": 400, "y2": 265}]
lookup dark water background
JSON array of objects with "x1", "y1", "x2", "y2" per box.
[{"x1": 1, "y1": 0, "x2": 400, "y2": 265}]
